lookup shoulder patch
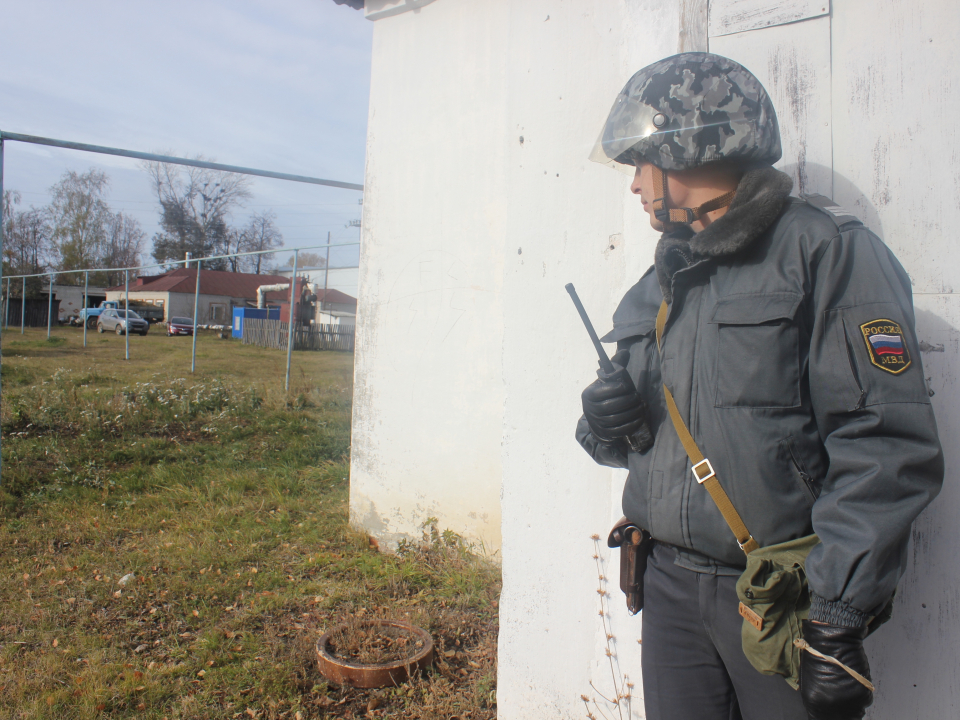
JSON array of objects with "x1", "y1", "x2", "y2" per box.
[
  {"x1": 860, "y1": 319, "x2": 912, "y2": 374},
  {"x1": 800, "y1": 193, "x2": 863, "y2": 226}
]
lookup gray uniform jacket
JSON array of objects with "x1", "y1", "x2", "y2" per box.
[{"x1": 577, "y1": 192, "x2": 944, "y2": 626}]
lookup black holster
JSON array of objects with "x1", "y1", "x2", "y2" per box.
[{"x1": 607, "y1": 516, "x2": 653, "y2": 615}]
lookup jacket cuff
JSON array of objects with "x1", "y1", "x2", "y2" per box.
[
  {"x1": 575, "y1": 416, "x2": 629, "y2": 469},
  {"x1": 808, "y1": 593, "x2": 868, "y2": 628}
]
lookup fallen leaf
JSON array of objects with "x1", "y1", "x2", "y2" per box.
[
  {"x1": 225, "y1": 631, "x2": 236, "y2": 639},
  {"x1": 367, "y1": 697, "x2": 381, "y2": 711},
  {"x1": 196, "y1": 670, "x2": 205, "y2": 678},
  {"x1": 137, "y1": 703, "x2": 146, "y2": 710},
  {"x1": 245, "y1": 709, "x2": 258, "y2": 718},
  {"x1": 444, "y1": 650, "x2": 456, "y2": 659},
  {"x1": 66, "y1": 598, "x2": 76, "y2": 605},
  {"x1": 52, "y1": 639, "x2": 59, "y2": 648},
  {"x1": 134, "y1": 645, "x2": 148, "y2": 654},
  {"x1": 192, "y1": 610, "x2": 199, "y2": 617},
  {"x1": 113, "y1": 590, "x2": 122, "y2": 598}
]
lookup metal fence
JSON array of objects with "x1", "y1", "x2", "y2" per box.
[
  {"x1": 241, "y1": 319, "x2": 355, "y2": 352},
  {"x1": 0, "y1": 129, "x2": 365, "y2": 487}
]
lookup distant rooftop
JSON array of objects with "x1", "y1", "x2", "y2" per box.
[
  {"x1": 107, "y1": 268, "x2": 293, "y2": 303},
  {"x1": 107, "y1": 268, "x2": 356, "y2": 306}
]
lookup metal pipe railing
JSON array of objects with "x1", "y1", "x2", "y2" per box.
[{"x1": 0, "y1": 131, "x2": 364, "y2": 192}]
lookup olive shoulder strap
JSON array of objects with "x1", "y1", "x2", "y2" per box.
[{"x1": 655, "y1": 300, "x2": 759, "y2": 555}]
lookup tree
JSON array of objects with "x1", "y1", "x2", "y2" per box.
[
  {"x1": 3, "y1": 191, "x2": 52, "y2": 296},
  {"x1": 2, "y1": 190, "x2": 24, "y2": 273},
  {"x1": 287, "y1": 251, "x2": 325, "y2": 269},
  {"x1": 242, "y1": 211, "x2": 284, "y2": 274},
  {"x1": 48, "y1": 170, "x2": 112, "y2": 279},
  {"x1": 143, "y1": 159, "x2": 251, "y2": 270},
  {"x1": 101, "y1": 212, "x2": 147, "y2": 287}
]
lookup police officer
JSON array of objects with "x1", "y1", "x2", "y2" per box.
[{"x1": 577, "y1": 53, "x2": 943, "y2": 720}]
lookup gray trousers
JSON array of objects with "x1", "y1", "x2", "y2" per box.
[{"x1": 641, "y1": 543, "x2": 808, "y2": 720}]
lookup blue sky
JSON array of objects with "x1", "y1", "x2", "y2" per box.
[{"x1": 0, "y1": 0, "x2": 372, "y2": 271}]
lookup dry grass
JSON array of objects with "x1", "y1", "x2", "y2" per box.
[{"x1": 0, "y1": 327, "x2": 500, "y2": 719}]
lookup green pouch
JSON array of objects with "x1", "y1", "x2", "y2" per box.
[{"x1": 735, "y1": 533, "x2": 820, "y2": 690}]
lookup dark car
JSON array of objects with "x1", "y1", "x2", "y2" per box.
[
  {"x1": 97, "y1": 309, "x2": 149, "y2": 336},
  {"x1": 167, "y1": 316, "x2": 195, "y2": 337}
]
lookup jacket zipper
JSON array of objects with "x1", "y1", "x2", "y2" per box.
[{"x1": 785, "y1": 438, "x2": 818, "y2": 502}]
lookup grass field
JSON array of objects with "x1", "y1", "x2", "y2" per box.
[{"x1": 0, "y1": 327, "x2": 500, "y2": 720}]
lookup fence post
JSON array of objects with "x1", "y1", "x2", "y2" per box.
[
  {"x1": 124, "y1": 269, "x2": 130, "y2": 360},
  {"x1": 46, "y1": 272, "x2": 54, "y2": 339},
  {"x1": 1, "y1": 137, "x2": 5, "y2": 487},
  {"x1": 83, "y1": 271, "x2": 88, "y2": 347},
  {"x1": 285, "y1": 249, "x2": 298, "y2": 391},
  {"x1": 191, "y1": 259, "x2": 201, "y2": 373},
  {"x1": 20, "y1": 276, "x2": 24, "y2": 334},
  {"x1": 4, "y1": 277, "x2": 9, "y2": 328}
]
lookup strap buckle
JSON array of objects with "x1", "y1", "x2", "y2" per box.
[
  {"x1": 738, "y1": 536, "x2": 756, "y2": 551},
  {"x1": 691, "y1": 458, "x2": 715, "y2": 484}
]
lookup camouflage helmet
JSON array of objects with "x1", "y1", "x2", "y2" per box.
[{"x1": 590, "y1": 52, "x2": 782, "y2": 172}]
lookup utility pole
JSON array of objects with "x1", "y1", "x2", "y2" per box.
[{"x1": 323, "y1": 231, "x2": 331, "y2": 311}]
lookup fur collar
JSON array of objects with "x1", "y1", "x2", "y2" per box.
[{"x1": 654, "y1": 165, "x2": 794, "y2": 302}]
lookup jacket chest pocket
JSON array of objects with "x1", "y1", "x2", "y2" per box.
[{"x1": 710, "y1": 293, "x2": 803, "y2": 409}]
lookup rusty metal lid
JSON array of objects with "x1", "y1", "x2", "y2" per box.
[{"x1": 316, "y1": 619, "x2": 434, "y2": 689}]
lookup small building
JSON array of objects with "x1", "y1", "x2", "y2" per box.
[
  {"x1": 276, "y1": 265, "x2": 359, "y2": 300},
  {"x1": 105, "y1": 268, "x2": 295, "y2": 325},
  {"x1": 38, "y1": 283, "x2": 108, "y2": 323}
]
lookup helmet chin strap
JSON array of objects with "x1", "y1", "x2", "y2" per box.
[{"x1": 651, "y1": 166, "x2": 735, "y2": 225}]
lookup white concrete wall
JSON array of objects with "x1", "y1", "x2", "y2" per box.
[
  {"x1": 355, "y1": 0, "x2": 960, "y2": 718},
  {"x1": 828, "y1": 1, "x2": 960, "y2": 715},
  {"x1": 350, "y1": 0, "x2": 511, "y2": 553},
  {"x1": 496, "y1": 4, "x2": 679, "y2": 717}
]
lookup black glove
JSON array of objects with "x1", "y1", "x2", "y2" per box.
[
  {"x1": 581, "y1": 350, "x2": 653, "y2": 452},
  {"x1": 800, "y1": 620, "x2": 873, "y2": 720}
]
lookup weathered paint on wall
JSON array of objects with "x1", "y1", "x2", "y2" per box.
[
  {"x1": 354, "y1": 0, "x2": 960, "y2": 717},
  {"x1": 496, "y1": 3, "x2": 681, "y2": 715},
  {"x1": 710, "y1": 14, "x2": 833, "y2": 197},
  {"x1": 830, "y1": 1, "x2": 960, "y2": 715}
]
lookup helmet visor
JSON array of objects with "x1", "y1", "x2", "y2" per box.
[{"x1": 588, "y1": 93, "x2": 663, "y2": 175}]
